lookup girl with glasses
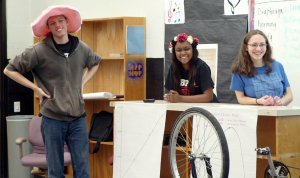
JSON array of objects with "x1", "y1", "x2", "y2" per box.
[{"x1": 230, "y1": 29, "x2": 293, "y2": 106}]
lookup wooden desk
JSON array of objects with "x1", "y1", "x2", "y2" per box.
[{"x1": 111, "y1": 101, "x2": 300, "y2": 178}]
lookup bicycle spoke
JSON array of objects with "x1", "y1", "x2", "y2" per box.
[{"x1": 169, "y1": 107, "x2": 229, "y2": 178}]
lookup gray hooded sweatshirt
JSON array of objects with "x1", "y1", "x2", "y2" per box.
[{"x1": 6, "y1": 35, "x2": 101, "y2": 121}]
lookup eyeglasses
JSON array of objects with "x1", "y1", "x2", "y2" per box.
[{"x1": 247, "y1": 43, "x2": 267, "y2": 48}]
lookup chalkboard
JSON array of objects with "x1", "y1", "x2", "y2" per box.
[{"x1": 251, "y1": 0, "x2": 300, "y2": 106}]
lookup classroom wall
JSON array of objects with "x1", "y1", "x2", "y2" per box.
[
  {"x1": 7, "y1": 0, "x2": 165, "y2": 59},
  {"x1": 7, "y1": 1, "x2": 300, "y2": 106}
]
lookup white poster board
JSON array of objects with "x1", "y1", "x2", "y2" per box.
[
  {"x1": 197, "y1": 105, "x2": 258, "y2": 178},
  {"x1": 113, "y1": 103, "x2": 258, "y2": 178},
  {"x1": 197, "y1": 44, "x2": 218, "y2": 95},
  {"x1": 113, "y1": 103, "x2": 167, "y2": 178}
]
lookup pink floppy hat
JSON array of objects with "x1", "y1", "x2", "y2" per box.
[{"x1": 31, "y1": 5, "x2": 82, "y2": 37}]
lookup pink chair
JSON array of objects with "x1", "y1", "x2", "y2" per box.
[{"x1": 15, "y1": 116, "x2": 72, "y2": 176}]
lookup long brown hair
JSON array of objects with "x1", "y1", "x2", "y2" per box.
[{"x1": 231, "y1": 29, "x2": 273, "y2": 77}]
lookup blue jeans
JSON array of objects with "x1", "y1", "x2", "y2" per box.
[{"x1": 41, "y1": 116, "x2": 90, "y2": 178}]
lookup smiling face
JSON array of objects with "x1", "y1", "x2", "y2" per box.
[
  {"x1": 47, "y1": 15, "x2": 68, "y2": 39},
  {"x1": 174, "y1": 41, "x2": 193, "y2": 70},
  {"x1": 246, "y1": 34, "x2": 267, "y2": 67}
]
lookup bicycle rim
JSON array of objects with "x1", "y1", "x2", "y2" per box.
[{"x1": 169, "y1": 107, "x2": 230, "y2": 178}]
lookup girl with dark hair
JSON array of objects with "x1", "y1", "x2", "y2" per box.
[
  {"x1": 164, "y1": 33, "x2": 218, "y2": 103},
  {"x1": 230, "y1": 29, "x2": 293, "y2": 106}
]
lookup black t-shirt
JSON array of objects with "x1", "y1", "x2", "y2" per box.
[
  {"x1": 165, "y1": 58, "x2": 218, "y2": 102},
  {"x1": 53, "y1": 35, "x2": 78, "y2": 58}
]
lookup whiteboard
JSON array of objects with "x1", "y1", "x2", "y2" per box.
[{"x1": 252, "y1": 0, "x2": 300, "y2": 106}]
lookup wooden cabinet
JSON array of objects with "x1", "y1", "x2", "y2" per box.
[
  {"x1": 79, "y1": 17, "x2": 146, "y2": 99},
  {"x1": 34, "y1": 17, "x2": 146, "y2": 178},
  {"x1": 79, "y1": 17, "x2": 146, "y2": 178}
]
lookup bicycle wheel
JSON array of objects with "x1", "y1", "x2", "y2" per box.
[
  {"x1": 169, "y1": 107, "x2": 230, "y2": 178},
  {"x1": 264, "y1": 161, "x2": 291, "y2": 178}
]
